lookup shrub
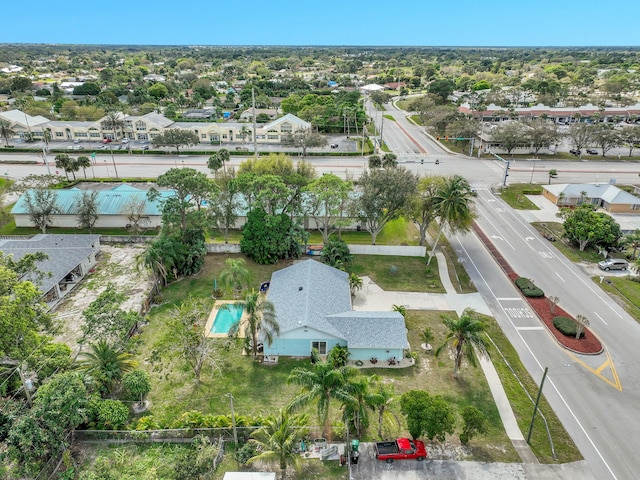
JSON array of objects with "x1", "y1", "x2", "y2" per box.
[
  {"x1": 553, "y1": 316, "x2": 584, "y2": 338},
  {"x1": 389, "y1": 265, "x2": 399, "y2": 275},
  {"x1": 515, "y1": 277, "x2": 545, "y2": 297}
]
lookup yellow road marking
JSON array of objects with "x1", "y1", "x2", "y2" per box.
[{"x1": 566, "y1": 348, "x2": 622, "y2": 391}]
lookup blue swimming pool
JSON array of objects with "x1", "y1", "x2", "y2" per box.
[{"x1": 211, "y1": 303, "x2": 244, "y2": 334}]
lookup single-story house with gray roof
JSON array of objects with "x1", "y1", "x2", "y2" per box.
[
  {"x1": 263, "y1": 260, "x2": 408, "y2": 362},
  {"x1": 542, "y1": 183, "x2": 640, "y2": 213},
  {"x1": 0, "y1": 234, "x2": 100, "y2": 307}
]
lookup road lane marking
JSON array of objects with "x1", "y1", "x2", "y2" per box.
[
  {"x1": 496, "y1": 297, "x2": 521, "y2": 301},
  {"x1": 594, "y1": 311, "x2": 608, "y2": 326},
  {"x1": 555, "y1": 272, "x2": 565, "y2": 282},
  {"x1": 515, "y1": 326, "x2": 545, "y2": 330},
  {"x1": 567, "y1": 348, "x2": 622, "y2": 391}
]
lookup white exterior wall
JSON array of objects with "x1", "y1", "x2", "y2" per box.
[{"x1": 14, "y1": 214, "x2": 162, "y2": 229}]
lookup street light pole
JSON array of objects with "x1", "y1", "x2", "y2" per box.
[
  {"x1": 527, "y1": 367, "x2": 548, "y2": 444},
  {"x1": 529, "y1": 159, "x2": 537, "y2": 183}
]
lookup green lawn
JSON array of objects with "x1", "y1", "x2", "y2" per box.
[
  {"x1": 350, "y1": 255, "x2": 445, "y2": 293},
  {"x1": 129, "y1": 253, "x2": 578, "y2": 460},
  {"x1": 597, "y1": 275, "x2": 640, "y2": 323},
  {"x1": 531, "y1": 222, "x2": 603, "y2": 263},
  {"x1": 211, "y1": 217, "x2": 420, "y2": 246},
  {"x1": 498, "y1": 184, "x2": 543, "y2": 210}
]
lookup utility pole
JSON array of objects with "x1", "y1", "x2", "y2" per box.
[
  {"x1": 527, "y1": 367, "x2": 548, "y2": 444},
  {"x1": 252, "y1": 88, "x2": 257, "y2": 156},
  {"x1": 225, "y1": 393, "x2": 238, "y2": 448}
]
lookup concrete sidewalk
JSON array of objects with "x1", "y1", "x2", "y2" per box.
[{"x1": 351, "y1": 251, "x2": 595, "y2": 479}]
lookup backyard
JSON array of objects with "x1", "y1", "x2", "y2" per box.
[{"x1": 74, "y1": 250, "x2": 581, "y2": 478}]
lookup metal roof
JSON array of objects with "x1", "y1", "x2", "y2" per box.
[{"x1": 11, "y1": 185, "x2": 174, "y2": 216}]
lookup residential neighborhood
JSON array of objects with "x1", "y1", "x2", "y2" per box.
[{"x1": 3, "y1": 40, "x2": 640, "y2": 480}]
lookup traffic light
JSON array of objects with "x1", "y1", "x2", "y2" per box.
[
  {"x1": 435, "y1": 159, "x2": 440, "y2": 165},
  {"x1": 421, "y1": 158, "x2": 424, "y2": 164}
]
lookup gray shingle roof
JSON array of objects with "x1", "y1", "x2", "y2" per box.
[
  {"x1": 268, "y1": 260, "x2": 409, "y2": 351},
  {"x1": 326, "y1": 311, "x2": 409, "y2": 349},
  {"x1": 268, "y1": 260, "x2": 352, "y2": 337},
  {"x1": 0, "y1": 234, "x2": 100, "y2": 294}
]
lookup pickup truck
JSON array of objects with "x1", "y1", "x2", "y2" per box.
[{"x1": 374, "y1": 437, "x2": 428, "y2": 463}]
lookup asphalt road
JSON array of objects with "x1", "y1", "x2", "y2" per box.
[
  {"x1": 459, "y1": 190, "x2": 640, "y2": 480},
  {"x1": 4, "y1": 105, "x2": 640, "y2": 479}
]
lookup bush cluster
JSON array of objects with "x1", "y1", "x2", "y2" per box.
[
  {"x1": 515, "y1": 277, "x2": 544, "y2": 297},
  {"x1": 552, "y1": 316, "x2": 583, "y2": 338},
  {"x1": 133, "y1": 411, "x2": 266, "y2": 430}
]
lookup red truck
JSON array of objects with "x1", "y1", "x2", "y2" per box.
[{"x1": 374, "y1": 437, "x2": 428, "y2": 463}]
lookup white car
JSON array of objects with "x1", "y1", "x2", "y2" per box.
[{"x1": 122, "y1": 138, "x2": 129, "y2": 144}]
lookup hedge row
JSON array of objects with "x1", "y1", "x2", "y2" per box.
[
  {"x1": 132, "y1": 411, "x2": 266, "y2": 431},
  {"x1": 514, "y1": 277, "x2": 545, "y2": 297}
]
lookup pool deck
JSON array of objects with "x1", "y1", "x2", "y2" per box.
[{"x1": 205, "y1": 300, "x2": 247, "y2": 338}]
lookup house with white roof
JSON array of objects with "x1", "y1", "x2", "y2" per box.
[
  {"x1": 263, "y1": 260, "x2": 409, "y2": 363},
  {"x1": 542, "y1": 183, "x2": 640, "y2": 213}
]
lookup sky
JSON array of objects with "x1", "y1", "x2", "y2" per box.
[{"x1": 2, "y1": 0, "x2": 639, "y2": 47}]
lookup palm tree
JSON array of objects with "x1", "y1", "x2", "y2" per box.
[
  {"x1": 372, "y1": 382, "x2": 401, "y2": 440},
  {"x1": 239, "y1": 125, "x2": 251, "y2": 143},
  {"x1": 0, "y1": 119, "x2": 16, "y2": 146},
  {"x1": 207, "y1": 148, "x2": 230, "y2": 177},
  {"x1": 54, "y1": 153, "x2": 72, "y2": 180},
  {"x1": 219, "y1": 258, "x2": 250, "y2": 298},
  {"x1": 349, "y1": 273, "x2": 363, "y2": 297},
  {"x1": 343, "y1": 374, "x2": 381, "y2": 438},
  {"x1": 435, "y1": 308, "x2": 488, "y2": 379},
  {"x1": 240, "y1": 289, "x2": 279, "y2": 357},
  {"x1": 76, "y1": 339, "x2": 137, "y2": 395},
  {"x1": 76, "y1": 156, "x2": 92, "y2": 179},
  {"x1": 288, "y1": 362, "x2": 357, "y2": 438},
  {"x1": 248, "y1": 408, "x2": 308, "y2": 474},
  {"x1": 621, "y1": 230, "x2": 640, "y2": 259},
  {"x1": 103, "y1": 110, "x2": 124, "y2": 141},
  {"x1": 428, "y1": 175, "x2": 476, "y2": 265}
]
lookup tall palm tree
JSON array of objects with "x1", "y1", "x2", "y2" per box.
[
  {"x1": 0, "y1": 119, "x2": 16, "y2": 146},
  {"x1": 435, "y1": 308, "x2": 488, "y2": 379},
  {"x1": 343, "y1": 374, "x2": 382, "y2": 438},
  {"x1": 219, "y1": 257, "x2": 250, "y2": 298},
  {"x1": 288, "y1": 362, "x2": 357, "y2": 438},
  {"x1": 76, "y1": 339, "x2": 137, "y2": 395},
  {"x1": 207, "y1": 148, "x2": 230, "y2": 177},
  {"x1": 428, "y1": 175, "x2": 476, "y2": 265},
  {"x1": 239, "y1": 289, "x2": 279, "y2": 357},
  {"x1": 54, "y1": 153, "x2": 72, "y2": 180},
  {"x1": 76, "y1": 156, "x2": 92, "y2": 179},
  {"x1": 103, "y1": 110, "x2": 124, "y2": 141},
  {"x1": 372, "y1": 382, "x2": 401, "y2": 440},
  {"x1": 248, "y1": 408, "x2": 308, "y2": 474}
]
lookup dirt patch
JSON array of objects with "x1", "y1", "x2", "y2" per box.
[{"x1": 51, "y1": 243, "x2": 154, "y2": 356}]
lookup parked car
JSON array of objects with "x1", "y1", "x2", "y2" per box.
[
  {"x1": 570, "y1": 149, "x2": 581, "y2": 156},
  {"x1": 598, "y1": 259, "x2": 629, "y2": 271},
  {"x1": 102, "y1": 138, "x2": 112, "y2": 144},
  {"x1": 141, "y1": 145, "x2": 149, "y2": 150},
  {"x1": 330, "y1": 143, "x2": 339, "y2": 149},
  {"x1": 586, "y1": 149, "x2": 598, "y2": 155},
  {"x1": 374, "y1": 438, "x2": 428, "y2": 463},
  {"x1": 122, "y1": 138, "x2": 129, "y2": 144}
]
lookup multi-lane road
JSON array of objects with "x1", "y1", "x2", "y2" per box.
[{"x1": 3, "y1": 104, "x2": 640, "y2": 479}]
